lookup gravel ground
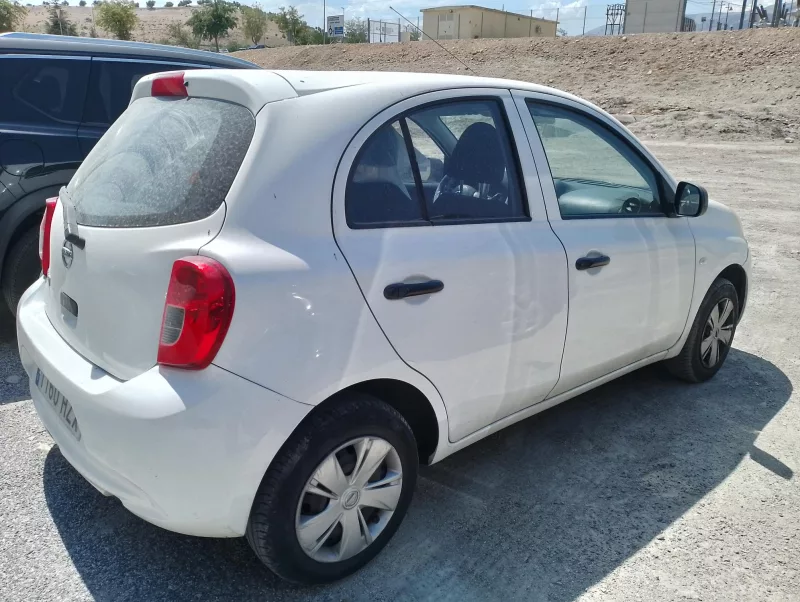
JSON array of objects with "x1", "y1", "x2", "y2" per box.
[{"x1": 0, "y1": 139, "x2": 798, "y2": 601}]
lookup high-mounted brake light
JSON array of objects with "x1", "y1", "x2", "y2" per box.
[
  {"x1": 157, "y1": 256, "x2": 235, "y2": 370},
  {"x1": 151, "y1": 72, "x2": 187, "y2": 98},
  {"x1": 39, "y1": 197, "x2": 58, "y2": 277}
]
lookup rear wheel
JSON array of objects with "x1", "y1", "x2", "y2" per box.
[
  {"x1": 2, "y1": 227, "x2": 41, "y2": 316},
  {"x1": 246, "y1": 394, "x2": 418, "y2": 584},
  {"x1": 666, "y1": 277, "x2": 739, "y2": 383}
]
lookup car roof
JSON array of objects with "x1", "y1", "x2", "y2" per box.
[
  {"x1": 270, "y1": 70, "x2": 572, "y2": 99},
  {"x1": 0, "y1": 32, "x2": 259, "y2": 69}
]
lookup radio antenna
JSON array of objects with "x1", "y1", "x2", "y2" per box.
[{"x1": 388, "y1": 6, "x2": 477, "y2": 76}]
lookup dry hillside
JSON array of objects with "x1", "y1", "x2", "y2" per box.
[
  {"x1": 237, "y1": 28, "x2": 800, "y2": 142},
  {"x1": 22, "y1": 6, "x2": 287, "y2": 48}
]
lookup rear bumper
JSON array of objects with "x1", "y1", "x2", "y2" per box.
[{"x1": 17, "y1": 279, "x2": 311, "y2": 537}]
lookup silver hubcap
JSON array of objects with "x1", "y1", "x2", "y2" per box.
[
  {"x1": 295, "y1": 437, "x2": 403, "y2": 563},
  {"x1": 700, "y1": 297, "x2": 735, "y2": 368}
]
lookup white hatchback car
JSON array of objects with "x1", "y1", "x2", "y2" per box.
[{"x1": 17, "y1": 70, "x2": 749, "y2": 583}]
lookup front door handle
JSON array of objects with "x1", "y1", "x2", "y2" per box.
[
  {"x1": 384, "y1": 280, "x2": 444, "y2": 300},
  {"x1": 576, "y1": 255, "x2": 610, "y2": 271}
]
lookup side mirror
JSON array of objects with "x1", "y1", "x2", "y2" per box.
[{"x1": 674, "y1": 181, "x2": 708, "y2": 217}]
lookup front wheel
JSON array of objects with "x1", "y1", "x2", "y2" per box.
[
  {"x1": 666, "y1": 277, "x2": 739, "y2": 383},
  {"x1": 246, "y1": 394, "x2": 418, "y2": 584}
]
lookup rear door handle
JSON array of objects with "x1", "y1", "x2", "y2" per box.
[
  {"x1": 575, "y1": 255, "x2": 610, "y2": 271},
  {"x1": 384, "y1": 280, "x2": 444, "y2": 300}
]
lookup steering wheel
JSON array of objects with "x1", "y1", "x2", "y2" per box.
[
  {"x1": 432, "y1": 179, "x2": 478, "y2": 202},
  {"x1": 619, "y1": 197, "x2": 642, "y2": 215}
]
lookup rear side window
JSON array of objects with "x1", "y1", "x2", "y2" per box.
[
  {"x1": 67, "y1": 96, "x2": 255, "y2": 227},
  {"x1": 0, "y1": 56, "x2": 89, "y2": 125},
  {"x1": 82, "y1": 60, "x2": 198, "y2": 126},
  {"x1": 346, "y1": 98, "x2": 527, "y2": 228}
]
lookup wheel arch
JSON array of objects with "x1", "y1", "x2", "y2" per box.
[
  {"x1": 312, "y1": 379, "x2": 440, "y2": 465},
  {"x1": 718, "y1": 263, "x2": 747, "y2": 323}
]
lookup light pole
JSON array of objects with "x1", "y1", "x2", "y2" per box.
[{"x1": 323, "y1": 0, "x2": 326, "y2": 44}]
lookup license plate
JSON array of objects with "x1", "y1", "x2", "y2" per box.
[{"x1": 35, "y1": 369, "x2": 81, "y2": 441}]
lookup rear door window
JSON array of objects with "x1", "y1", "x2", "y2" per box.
[
  {"x1": 67, "y1": 96, "x2": 255, "y2": 227},
  {"x1": 82, "y1": 59, "x2": 203, "y2": 126},
  {"x1": 0, "y1": 56, "x2": 89, "y2": 125}
]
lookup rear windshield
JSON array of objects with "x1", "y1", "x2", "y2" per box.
[{"x1": 67, "y1": 96, "x2": 255, "y2": 227}]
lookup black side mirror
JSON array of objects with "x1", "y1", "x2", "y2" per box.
[{"x1": 674, "y1": 181, "x2": 708, "y2": 217}]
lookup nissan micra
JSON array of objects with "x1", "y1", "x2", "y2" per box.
[{"x1": 17, "y1": 69, "x2": 750, "y2": 584}]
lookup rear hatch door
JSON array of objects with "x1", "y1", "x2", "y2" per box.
[{"x1": 44, "y1": 94, "x2": 255, "y2": 380}]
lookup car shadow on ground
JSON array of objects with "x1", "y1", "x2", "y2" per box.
[{"x1": 43, "y1": 349, "x2": 791, "y2": 602}]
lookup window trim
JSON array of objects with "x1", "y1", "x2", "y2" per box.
[
  {"x1": 345, "y1": 95, "x2": 531, "y2": 230},
  {"x1": 526, "y1": 98, "x2": 672, "y2": 220}
]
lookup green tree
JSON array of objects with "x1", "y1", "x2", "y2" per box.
[
  {"x1": 164, "y1": 1, "x2": 172, "y2": 5},
  {"x1": 240, "y1": 2, "x2": 266, "y2": 44},
  {"x1": 272, "y1": 5, "x2": 305, "y2": 44},
  {"x1": 186, "y1": 0, "x2": 236, "y2": 52},
  {"x1": 78, "y1": 0, "x2": 85, "y2": 4},
  {"x1": 344, "y1": 17, "x2": 367, "y2": 43},
  {"x1": 145, "y1": 0, "x2": 153, "y2": 7},
  {"x1": 96, "y1": 0, "x2": 138, "y2": 39},
  {"x1": 0, "y1": 0, "x2": 27, "y2": 31},
  {"x1": 167, "y1": 20, "x2": 199, "y2": 47},
  {"x1": 177, "y1": 0, "x2": 190, "y2": 5},
  {"x1": 60, "y1": 0, "x2": 68, "y2": 5},
  {"x1": 45, "y1": 0, "x2": 77, "y2": 34}
]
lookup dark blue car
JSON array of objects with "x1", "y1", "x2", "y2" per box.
[{"x1": 0, "y1": 33, "x2": 259, "y2": 314}]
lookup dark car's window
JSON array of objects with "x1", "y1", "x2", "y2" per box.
[
  {"x1": 0, "y1": 56, "x2": 89, "y2": 126},
  {"x1": 346, "y1": 99, "x2": 526, "y2": 228},
  {"x1": 83, "y1": 60, "x2": 196, "y2": 126},
  {"x1": 68, "y1": 96, "x2": 255, "y2": 227}
]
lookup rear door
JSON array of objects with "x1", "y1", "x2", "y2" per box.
[
  {"x1": 78, "y1": 58, "x2": 210, "y2": 156},
  {"x1": 333, "y1": 89, "x2": 569, "y2": 442},
  {"x1": 512, "y1": 91, "x2": 695, "y2": 396},
  {"x1": 45, "y1": 94, "x2": 256, "y2": 380}
]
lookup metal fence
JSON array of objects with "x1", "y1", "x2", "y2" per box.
[{"x1": 367, "y1": 19, "x2": 401, "y2": 43}]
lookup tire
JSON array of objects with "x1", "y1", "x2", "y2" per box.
[
  {"x1": 666, "y1": 277, "x2": 739, "y2": 383},
  {"x1": 2, "y1": 227, "x2": 41, "y2": 316},
  {"x1": 246, "y1": 393, "x2": 418, "y2": 584}
]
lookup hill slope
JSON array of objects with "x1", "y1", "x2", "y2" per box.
[{"x1": 236, "y1": 28, "x2": 800, "y2": 141}]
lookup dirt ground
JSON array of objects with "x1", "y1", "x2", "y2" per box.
[
  {"x1": 237, "y1": 27, "x2": 800, "y2": 143},
  {"x1": 22, "y1": 6, "x2": 287, "y2": 48},
  {"x1": 1, "y1": 139, "x2": 798, "y2": 601}
]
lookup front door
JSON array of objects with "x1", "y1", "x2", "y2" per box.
[
  {"x1": 333, "y1": 89, "x2": 569, "y2": 442},
  {"x1": 513, "y1": 92, "x2": 696, "y2": 396}
]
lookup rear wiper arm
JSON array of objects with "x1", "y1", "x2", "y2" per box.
[{"x1": 60, "y1": 187, "x2": 85, "y2": 250}]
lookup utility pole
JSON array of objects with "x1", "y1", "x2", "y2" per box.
[
  {"x1": 739, "y1": 0, "x2": 748, "y2": 28},
  {"x1": 555, "y1": 7, "x2": 559, "y2": 37},
  {"x1": 323, "y1": 0, "x2": 326, "y2": 44},
  {"x1": 710, "y1": 0, "x2": 716, "y2": 29},
  {"x1": 582, "y1": 5, "x2": 587, "y2": 34}
]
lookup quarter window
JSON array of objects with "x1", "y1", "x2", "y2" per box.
[
  {"x1": 0, "y1": 57, "x2": 89, "y2": 125},
  {"x1": 346, "y1": 99, "x2": 527, "y2": 228},
  {"x1": 528, "y1": 102, "x2": 663, "y2": 218}
]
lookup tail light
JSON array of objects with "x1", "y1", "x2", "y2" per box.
[
  {"x1": 157, "y1": 256, "x2": 235, "y2": 370},
  {"x1": 151, "y1": 72, "x2": 187, "y2": 98},
  {"x1": 39, "y1": 197, "x2": 58, "y2": 277}
]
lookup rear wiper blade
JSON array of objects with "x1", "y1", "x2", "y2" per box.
[{"x1": 60, "y1": 187, "x2": 85, "y2": 250}]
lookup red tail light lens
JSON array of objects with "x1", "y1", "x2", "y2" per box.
[
  {"x1": 151, "y1": 72, "x2": 187, "y2": 97},
  {"x1": 39, "y1": 197, "x2": 58, "y2": 277},
  {"x1": 157, "y1": 257, "x2": 235, "y2": 370}
]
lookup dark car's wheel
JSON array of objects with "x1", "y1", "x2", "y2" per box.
[
  {"x1": 666, "y1": 277, "x2": 739, "y2": 383},
  {"x1": 2, "y1": 227, "x2": 41, "y2": 316},
  {"x1": 246, "y1": 394, "x2": 418, "y2": 584}
]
